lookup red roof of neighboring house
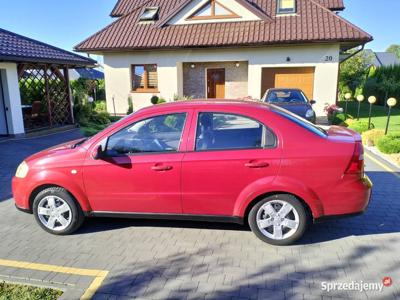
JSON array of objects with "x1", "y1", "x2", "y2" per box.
[
  {"x1": 75, "y1": 0, "x2": 372, "y2": 52},
  {"x1": 313, "y1": 0, "x2": 344, "y2": 11}
]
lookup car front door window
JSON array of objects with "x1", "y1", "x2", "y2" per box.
[{"x1": 106, "y1": 113, "x2": 186, "y2": 156}]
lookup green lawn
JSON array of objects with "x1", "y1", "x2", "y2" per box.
[
  {"x1": 0, "y1": 282, "x2": 62, "y2": 300},
  {"x1": 338, "y1": 101, "x2": 400, "y2": 132}
]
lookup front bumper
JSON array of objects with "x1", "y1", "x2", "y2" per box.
[{"x1": 12, "y1": 176, "x2": 31, "y2": 212}]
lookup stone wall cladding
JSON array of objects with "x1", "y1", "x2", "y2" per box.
[{"x1": 183, "y1": 61, "x2": 248, "y2": 99}]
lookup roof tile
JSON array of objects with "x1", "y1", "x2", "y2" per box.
[
  {"x1": 76, "y1": 0, "x2": 372, "y2": 52},
  {"x1": 0, "y1": 28, "x2": 95, "y2": 65}
]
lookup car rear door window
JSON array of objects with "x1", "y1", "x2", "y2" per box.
[
  {"x1": 106, "y1": 113, "x2": 186, "y2": 155},
  {"x1": 195, "y1": 112, "x2": 276, "y2": 151}
]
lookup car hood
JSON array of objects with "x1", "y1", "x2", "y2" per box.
[
  {"x1": 25, "y1": 139, "x2": 87, "y2": 166},
  {"x1": 271, "y1": 102, "x2": 312, "y2": 116}
]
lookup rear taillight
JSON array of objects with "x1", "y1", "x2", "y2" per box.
[{"x1": 345, "y1": 142, "x2": 364, "y2": 176}]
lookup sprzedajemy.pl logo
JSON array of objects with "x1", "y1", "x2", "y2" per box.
[{"x1": 321, "y1": 277, "x2": 393, "y2": 293}]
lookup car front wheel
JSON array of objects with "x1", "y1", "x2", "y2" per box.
[
  {"x1": 33, "y1": 187, "x2": 84, "y2": 235},
  {"x1": 248, "y1": 194, "x2": 308, "y2": 246}
]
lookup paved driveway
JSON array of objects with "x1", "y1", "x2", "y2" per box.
[{"x1": 0, "y1": 131, "x2": 399, "y2": 300}]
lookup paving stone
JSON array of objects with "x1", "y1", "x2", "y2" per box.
[{"x1": 0, "y1": 132, "x2": 399, "y2": 300}]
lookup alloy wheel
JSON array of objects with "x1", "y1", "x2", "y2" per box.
[
  {"x1": 37, "y1": 196, "x2": 72, "y2": 231},
  {"x1": 256, "y1": 200, "x2": 300, "y2": 240}
]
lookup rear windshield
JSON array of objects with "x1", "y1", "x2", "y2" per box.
[{"x1": 271, "y1": 105, "x2": 327, "y2": 138}]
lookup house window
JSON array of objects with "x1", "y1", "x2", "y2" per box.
[
  {"x1": 139, "y1": 7, "x2": 159, "y2": 21},
  {"x1": 188, "y1": 0, "x2": 239, "y2": 20},
  {"x1": 131, "y1": 65, "x2": 158, "y2": 92},
  {"x1": 277, "y1": 0, "x2": 296, "y2": 14}
]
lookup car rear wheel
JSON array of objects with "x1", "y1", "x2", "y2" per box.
[
  {"x1": 33, "y1": 187, "x2": 84, "y2": 235},
  {"x1": 248, "y1": 194, "x2": 308, "y2": 246}
]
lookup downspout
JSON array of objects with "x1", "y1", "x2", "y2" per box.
[
  {"x1": 336, "y1": 44, "x2": 366, "y2": 104},
  {"x1": 340, "y1": 44, "x2": 366, "y2": 64}
]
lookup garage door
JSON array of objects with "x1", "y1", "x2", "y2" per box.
[{"x1": 261, "y1": 67, "x2": 315, "y2": 100}]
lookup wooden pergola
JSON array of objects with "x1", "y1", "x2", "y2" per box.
[
  {"x1": 0, "y1": 28, "x2": 96, "y2": 133},
  {"x1": 17, "y1": 63, "x2": 75, "y2": 131}
]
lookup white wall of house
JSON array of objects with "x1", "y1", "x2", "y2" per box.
[
  {"x1": 102, "y1": 44, "x2": 340, "y2": 115},
  {"x1": 0, "y1": 62, "x2": 25, "y2": 135}
]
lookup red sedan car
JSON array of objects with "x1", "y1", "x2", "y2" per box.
[{"x1": 13, "y1": 100, "x2": 372, "y2": 245}]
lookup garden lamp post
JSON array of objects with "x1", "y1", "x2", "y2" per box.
[
  {"x1": 344, "y1": 93, "x2": 352, "y2": 118},
  {"x1": 356, "y1": 95, "x2": 365, "y2": 120},
  {"x1": 385, "y1": 97, "x2": 397, "y2": 135},
  {"x1": 367, "y1": 96, "x2": 377, "y2": 130}
]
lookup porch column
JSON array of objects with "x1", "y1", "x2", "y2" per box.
[
  {"x1": 63, "y1": 66, "x2": 75, "y2": 124},
  {"x1": 176, "y1": 62, "x2": 184, "y2": 99},
  {"x1": 0, "y1": 63, "x2": 24, "y2": 135},
  {"x1": 247, "y1": 63, "x2": 262, "y2": 100}
]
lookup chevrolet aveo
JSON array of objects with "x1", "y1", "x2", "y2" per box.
[{"x1": 13, "y1": 100, "x2": 372, "y2": 245}]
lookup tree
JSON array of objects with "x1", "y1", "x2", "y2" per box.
[
  {"x1": 386, "y1": 44, "x2": 400, "y2": 59},
  {"x1": 339, "y1": 49, "x2": 373, "y2": 97}
]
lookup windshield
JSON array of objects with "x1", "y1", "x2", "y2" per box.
[
  {"x1": 266, "y1": 89, "x2": 308, "y2": 104},
  {"x1": 73, "y1": 114, "x2": 131, "y2": 148},
  {"x1": 270, "y1": 105, "x2": 327, "y2": 137}
]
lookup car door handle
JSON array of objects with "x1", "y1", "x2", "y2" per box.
[
  {"x1": 245, "y1": 161, "x2": 270, "y2": 168},
  {"x1": 151, "y1": 164, "x2": 173, "y2": 171}
]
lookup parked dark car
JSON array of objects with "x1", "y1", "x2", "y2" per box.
[{"x1": 262, "y1": 88, "x2": 317, "y2": 123}]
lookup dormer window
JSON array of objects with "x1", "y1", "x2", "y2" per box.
[
  {"x1": 188, "y1": 0, "x2": 239, "y2": 20},
  {"x1": 277, "y1": 0, "x2": 296, "y2": 14},
  {"x1": 139, "y1": 7, "x2": 159, "y2": 22}
]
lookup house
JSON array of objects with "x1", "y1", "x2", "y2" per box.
[
  {"x1": 0, "y1": 28, "x2": 95, "y2": 136},
  {"x1": 69, "y1": 67, "x2": 105, "y2": 81},
  {"x1": 364, "y1": 50, "x2": 400, "y2": 68},
  {"x1": 75, "y1": 0, "x2": 372, "y2": 116}
]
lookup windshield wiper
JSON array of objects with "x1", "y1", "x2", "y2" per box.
[{"x1": 72, "y1": 138, "x2": 88, "y2": 149}]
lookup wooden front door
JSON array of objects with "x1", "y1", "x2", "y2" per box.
[
  {"x1": 261, "y1": 67, "x2": 315, "y2": 100},
  {"x1": 207, "y1": 69, "x2": 225, "y2": 99}
]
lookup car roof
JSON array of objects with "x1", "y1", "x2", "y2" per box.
[
  {"x1": 137, "y1": 99, "x2": 273, "y2": 113},
  {"x1": 267, "y1": 88, "x2": 303, "y2": 92}
]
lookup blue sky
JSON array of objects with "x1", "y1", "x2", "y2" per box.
[{"x1": 0, "y1": 0, "x2": 398, "y2": 56}]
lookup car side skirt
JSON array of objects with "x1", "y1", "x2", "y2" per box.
[
  {"x1": 85, "y1": 211, "x2": 244, "y2": 225},
  {"x1": 314, "y1": 211, "x2": 364, "y2": 223}
]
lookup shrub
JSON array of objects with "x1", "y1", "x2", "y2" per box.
[
  {"x1": 377, "y1": 132, "x2": 400, "y2": 154},
  {"x1": 81, "y1": 123, "x2": 109, "y2": 137},
  {"x1": 362, "y1": 129, "x2": 385, "y2": 146},
  {"x1": 331, "y1": 113, "x2": 347, "y2": 125},
  {"x1": 109, "y1": 116, "x2": 122, "y2": 123},
  {"x1": 151, "y1": 96, "x2": 159, "y2": 105},
  {"x1": 158, "y1": 98, "x2": 167, "y2": 104},
  {"x1": 127, "y1": 97, "x2": 133, "y2": 114},
  {"x1": 94, "y1": 100, "x2": 107, "y2": 112},
  {"x1": 340, "y1": 117, "x2": 355, "y2": 127},
  {"x1": 91, "y1": 111, "x2": 111, "y2": 125},
  {"x1": 347, "y1": 120, "x2": 374, "y2": 134},
  {"x1": 174, "y1": 94, "x2": 193, "y2": 101}
]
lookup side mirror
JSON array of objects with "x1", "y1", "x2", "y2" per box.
[
  {"x1": 92, "y1": 139, "x2": 108, "y2": 160},
  {"x1": 93, "y1": 145, "x2": 106, "y2": 160},
  {"x1": 310, "y1": 100, "x2": 317, "y2": 105}
]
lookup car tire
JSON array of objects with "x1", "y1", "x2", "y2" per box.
[
  {"x1": 248, "y1": 194, "x2": 308, "y2": 246},
  {"x1": 33, "y1": 187, "x2": 84, "y2": 235}
]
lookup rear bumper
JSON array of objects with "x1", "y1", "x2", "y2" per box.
[{"x1": 317, "y1": 175, "x2": 372, "y2": 220}]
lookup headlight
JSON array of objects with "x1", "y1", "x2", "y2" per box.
[
  {"x1": 15, "y1": 161, "x2": 29, "y2": 178},
  {"x1": 305, "y1": 109, "x2": 315, "y2": 118}
]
